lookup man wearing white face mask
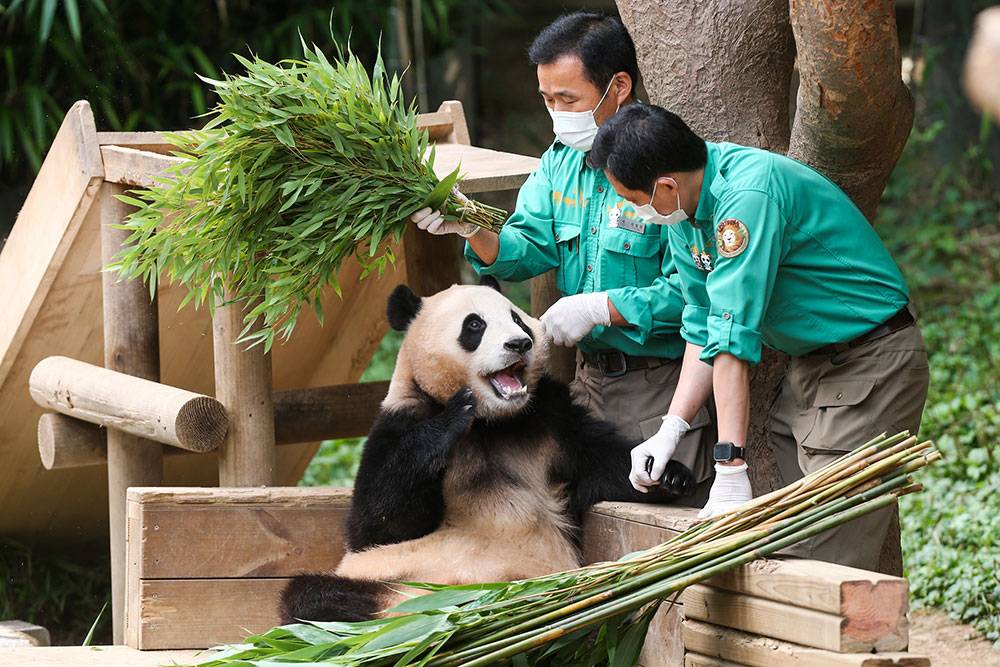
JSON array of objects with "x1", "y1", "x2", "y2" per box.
[{"x1": 409, "y1": 12, "x2": 717, "y2": 504}]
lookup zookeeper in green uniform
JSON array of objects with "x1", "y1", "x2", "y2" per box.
[
  {"x1": 588, "y1": 103, "x2": 929, "y2": 570},
  {"x1": 408, "y1": 13, "x2": 717, "y2": 499}
]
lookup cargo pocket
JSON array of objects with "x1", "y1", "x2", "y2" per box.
[
  {"x1": 796, "y1": 377, "x2": 877, "y2": 457},
  {"x1": 554, "y1": 221, "x2": 582, "y2": 295}
]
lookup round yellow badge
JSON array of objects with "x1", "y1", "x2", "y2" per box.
[{"x1": 716, "y1": 219, "x2": 749, "y2": 258}]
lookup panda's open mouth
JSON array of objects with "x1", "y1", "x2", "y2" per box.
[{"x1": 485, "y1": 362, "x2": 528, "y2": 400}]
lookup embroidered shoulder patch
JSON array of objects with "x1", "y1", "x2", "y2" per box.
[{"x1": 716, "y1": 218, "x2": 749, "y2": 258}]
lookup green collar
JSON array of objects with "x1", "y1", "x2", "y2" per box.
[{"x1": 694, "y1": 142, "x2": 725, "y2": 223}]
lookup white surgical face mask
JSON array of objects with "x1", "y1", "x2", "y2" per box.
[
  {"x1": 547, "y1": 80, "x2": 616, "y2": 152},
  {"x1": 634, "y1": 180, "x2": 688, "y2": 226}
]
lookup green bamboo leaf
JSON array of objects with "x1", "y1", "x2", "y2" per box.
[
  {"x1": 422, "y1": 166, "x2": 460, "y2": 210},
  {"x1": 38, "y1": 0, "x2": 57, "y2": 43}
]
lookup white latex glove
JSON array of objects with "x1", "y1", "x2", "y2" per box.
[
  {"x1": 628, "y1": 415, "x2": 690, "y2": 492},
  {"x1": 698, "y1": 463, "x2": 753, "y2": 519},
  {"x1": 540, "y1": 292, "x2": 611, "y2": 346},
  {"x1": 409, "y1": 206, "x2": 479, "y2": 238}
]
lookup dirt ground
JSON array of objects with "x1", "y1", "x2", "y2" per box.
[{"x1": 909, "y1": 608, "x2": 1000, "y2": 667}]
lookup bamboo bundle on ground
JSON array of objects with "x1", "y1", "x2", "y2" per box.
[{"x1": 188, "y1": 432, "x2": 939, "y2": 666}]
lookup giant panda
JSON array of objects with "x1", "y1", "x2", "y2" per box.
[{"x1": 280, "y1": 280, "x2": 696, "y2": 623}]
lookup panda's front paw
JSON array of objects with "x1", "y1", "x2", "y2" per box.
[
  {"x1": 659, "y1": 460, "x2": 696, "y2": 497},
  {"x1": 442, "y1": 387, "x2": 477, "y2": 433}
]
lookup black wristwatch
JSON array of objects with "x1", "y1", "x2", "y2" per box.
[{"x1": 713, "y1": 441, "x2": 747, "y2": 463}]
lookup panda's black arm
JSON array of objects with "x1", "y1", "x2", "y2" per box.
[
  {"x1": 345, "y1": 389, "x2": 476, "y2": 552},
  {"x1": 535, "y1": 378, "x2": 696, "y2": 521}
]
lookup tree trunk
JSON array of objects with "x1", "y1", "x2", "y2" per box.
[{"x1": 617, "y1": 0, "x2": 913, "y2": 575}]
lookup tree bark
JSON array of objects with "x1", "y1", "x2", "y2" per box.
[
  {"x1": 617, "y1": 0, "x2": 913, "y2": 575},
  {"x1": 788, "y1": 0, "x2": 913, "y2": 221},
  {"x1": 616, "y1": 0, "x2": 794, "y2": 507}
]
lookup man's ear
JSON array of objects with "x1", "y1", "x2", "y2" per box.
[
  {"x1": 612, "y1": 71, "x2": 634, "y2": 104},
  {"x1": 387, "y1": 285, "x2": 422, "y2": 331},
  {"x1": 479, "y1": 275, "x2": 502, "y2": 294}
]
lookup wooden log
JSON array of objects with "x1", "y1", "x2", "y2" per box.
[
  {"x1": 100, "y1": 182, "x2": 164, "y2": 645},
  {"x1": 38, "y1": 380, "x2": 388, "y2": 468},
  {"x1": 530, "y1": 272, "x2": 575, "y2": 383},
  {"x1": 29, "y1": 356, "x2": 228, "y2": 452},
  {"x1": 683, "y1": 620, "x2": 930, "y2": 667},
  {"x1": 212, "y1": 294, "x2": 276, "y2": 486},
  {"x1": 706, "y1": 558, "x2": 908, "y2": 632},
  {"x1": 681, "y1": 584, "x2": 907, "y2": 653}
]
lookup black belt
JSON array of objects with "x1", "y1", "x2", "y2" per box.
[
  {"x1": 580, "y1": 350, "x2": 670, "y2": 378},
  {"x1": 806, "y1": 306, "x2": 915, "y2": 357}
]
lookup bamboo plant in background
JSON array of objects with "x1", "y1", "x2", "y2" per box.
[
  {"x1": 186, "y1": 431, "x2": 940, "y2": 667},
  {"x1": 108, "y1": 42, "x2": 506, "y2": 351}
]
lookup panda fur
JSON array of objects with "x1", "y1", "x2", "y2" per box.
[{"x1": 280, "y1": 280, "x2": 696, "y2": 623}]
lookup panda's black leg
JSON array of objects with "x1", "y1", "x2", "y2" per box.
[{"x1": 280, "y1": 574, "x2": 391, "y2": 624}]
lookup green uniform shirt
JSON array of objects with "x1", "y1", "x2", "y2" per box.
[
  {"x1": 674, "y1": 142, "x2": 910, "y2": 365},
  {"x1": 466, "y1": 141, "x2": 686, "y2": 359}
]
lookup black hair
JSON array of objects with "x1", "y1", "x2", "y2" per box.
[
  {"x1": 528, "y1": 12, "x2": 639, "y2": 91},
  {"x1": 589, "y1": 103, "x2": 707, "y2": 193}
]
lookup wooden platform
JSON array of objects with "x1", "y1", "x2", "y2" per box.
[
  {"x1": 0, "y1": 645, "x2": 200, "y2": 666},
  {"x1": 0, "y1": 101, "x2": 539, "y2": 545}
]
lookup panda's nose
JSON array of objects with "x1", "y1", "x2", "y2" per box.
[{"x1": 504, "y1": 337, "x2": 533, "y2": 355}]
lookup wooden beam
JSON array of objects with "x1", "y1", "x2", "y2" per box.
[
  {"x1": 684, "y1": 653, "x2": 747, "y2": 667},
  {"x1": 38, "y1": 380, "x2": 389, "y2": 468},
  {"x1": 100, "y1": 182, "x2": 164, "y2": 644},
  {"x1": 126, "y1": 486, "x2": 351, "y2": 579},
  {"x1": 212, "y1": 294, "x2": 276, "y2": 486},
  {"x1": 100, "y1": 145, "x2": 184, "y2": 188},
  {"x1": 682, "y1": 620, "x2": 929, "y2": 667},
  {"x1": 29, "y1": 356, "x2": 228, "y2": 452},
  {"x1": 681, "y1": 584, "x2": 907, "y2": 653},
  {"x1": 130, "y1": 578, "x2": 288, "y2": 650},
  {"x1": 0, "y1": 101, "x2": 104, "y2": 389},
  {"x1": 705, "y1": 557, "x2": 908, "y2": 624}
]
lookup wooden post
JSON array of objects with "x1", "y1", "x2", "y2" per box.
[
  {"x1": 212, "y1": 294, "x2": 276, "y2": 486},
  {"x1": 100, "y1": 182, "x2": 164, "y2": 643},
  {"x1": 530, "y1": 273, "x2": 576, "y2": 383}
]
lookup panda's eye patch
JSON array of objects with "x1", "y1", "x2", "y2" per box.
[
  {"x1": 511, "y1": 309, "x2": 534, "y2": 340},
  {"x1": 459, "y1": 313, "x2": 487, "y2": 352}
]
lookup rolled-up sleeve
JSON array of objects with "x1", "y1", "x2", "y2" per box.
[
  {"x1": 700, "y1": 189, "x2": 783, "y2": 365},
  {"x1": 465, "y1": 157, "x2": 559, "y2": 282}
]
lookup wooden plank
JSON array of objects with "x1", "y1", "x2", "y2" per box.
[
  {"x1": 29, "y1": 356, "x2": 227, "y2": 452},
  {"x1": 0, "y1": 101, "x2": 104, "y2": 389},
  {"x1": 212, "y1": 294, "x2": 276, "y2": 486},
  {"x1": 127, "y1": 486, "x2": 351, "y2": 579},
  {"x1": 0, "y1": 646, "x2": 201, "y2": 667},
  {"x1": 682, "y1": 585, "x2": 848, "y2": 652},
  {"x1": 685, "y1": 653, "x2": 748, "y2": 667},
  {"x1": 134, "y1": 578, "x2": 288, "y2": 649},
  {"x1": 683, "y1": 620, "x2": 930, "y2": 667},
  {"x1": 100, "y1": 145, "x2": 184, "y2": 187},
  {"x1": 706, "y1": 557, "x2": 908, "y2": 625},
  {"x1": 100, "y1": 182, "x2": 164, "y2": 644}
]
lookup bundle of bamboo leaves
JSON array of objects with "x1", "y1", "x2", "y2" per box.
[
  {"x1": 186, "y1": 431, "x2": 939, "y2": 667},
  {"x1": 108, "y1": 42, "x2": 507, "y2": 350}
]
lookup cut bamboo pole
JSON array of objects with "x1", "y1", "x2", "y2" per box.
[
  {"x1": 212, "y1": 293, "x2": 276, "y2": 486},
  {"x1": 99, "y1": 182, "x2": 163, "y2": 644},
  {"x1": 29, "y1": 356, "x2": 228, "y2": 452}
]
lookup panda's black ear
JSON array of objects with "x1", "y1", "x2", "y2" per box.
[
  {"x1": 387, "y1": 285, "x2": 422, "y2": 331},
  {"x1": 479, "y1": 275, "x2": 502, "y2": 294}
]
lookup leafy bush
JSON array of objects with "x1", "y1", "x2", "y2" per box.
[{"x1": 878, "y1": 118, "x2": 1000, "y2": 643}]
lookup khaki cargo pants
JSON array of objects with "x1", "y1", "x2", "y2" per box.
[
  {"x1": 569, "y1": 352, "x2": 717, "y2": 507},
  {"x1": 770, "y1": 323, "x2": 929, "y2": 570}
]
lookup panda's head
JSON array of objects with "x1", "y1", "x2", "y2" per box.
[{"x1": 386, "y1": 279, "x2": 550, "y2": 419}]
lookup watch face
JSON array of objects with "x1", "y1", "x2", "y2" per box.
[{"x1": 713, "y1": 442, "x2": 734, "y2": 462}]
